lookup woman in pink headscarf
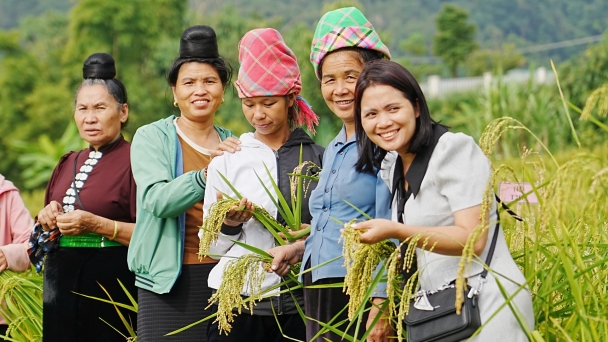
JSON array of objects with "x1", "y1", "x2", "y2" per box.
[{"x1": 203, "y1": 28, "x2": 323, "y2": 342}]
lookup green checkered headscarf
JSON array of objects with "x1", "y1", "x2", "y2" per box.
[{"x1": 310, "y1": 7, "x2": 391, "y2": 79}]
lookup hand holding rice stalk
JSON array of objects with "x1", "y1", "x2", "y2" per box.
[
  {"x1": 200, "y1": 150, "x2": 320, "y2": 257},
  {"x1": 198, "y1": 154, "x2": 319, "y2": 334},
  {"x1": 341, "y1": 219, "x2": 398, "y2": 320},
  {"x1": 340, "y1": 212, "x2": 428, "y2": 341},
  {"x1": 198, "y1": 197, "x2": 281, "y2": 259}
]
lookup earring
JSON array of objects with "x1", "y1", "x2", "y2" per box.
[
  {"x1": 221, "y1": 98, "x2": 225, "y2": 104},
  {"x1": 173, "y1": 101, "x2": 178, "y2": 108}
]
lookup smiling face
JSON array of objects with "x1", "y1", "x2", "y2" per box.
[
  {"x1": 74, "y1": 84, "x2": 128, "y2": 150},
  {"x1": 242, "y1": 95, "x2": 293, "y2": 140},
  {"x1": 172, "y1": 62, "x2": 224, "y2": 123},
  {"x1": 360, "y1": 84, "x2": 419, "y2": 156},
  {"x1": 320, "y1": 50, "x2": 365, "y2": 124}
]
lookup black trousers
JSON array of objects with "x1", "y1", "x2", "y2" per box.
[
  {"x1": 303, "y1": 270, "x2": 369, "y2": 342},
  {"x1": 0, "y1": 325, "x2": 7, "y2": 340},
  {"x1": 43, "y1": 246, "x2": 137, "y2": 342},
  {"x1": 207, "y1": 309, "x2": 306, "y2": 342},
  {"x1": 137, "y1": 263, "x2": 215, "y2": 341}
]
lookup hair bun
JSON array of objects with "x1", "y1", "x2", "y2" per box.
[
  {"x1": 82, "y1": 53, "x2": 116, "y2": 79},
  {"x1": 179, "y1": 25, "x2": 219, "y2": 59}
]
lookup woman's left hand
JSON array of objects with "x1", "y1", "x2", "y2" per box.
[
  {"x1": 366, "y1": 297, "x2": 394, "y2": 342},
  {"x1": 211, "y1": 137, "x2": 242, "y2": 159},
  {"x1": 55, "y1": 210, "x2": 100, "y2": 236},
  {"x1": 351, "y1": 219, "x2": 398, "y2": 244},
  {"x1": 223, "y1": 197, "x2": 254, "y2": 226}
]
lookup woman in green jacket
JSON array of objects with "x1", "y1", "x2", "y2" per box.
[{"x1": 127, "y1": 25, "x2": 234, "y2": 341}]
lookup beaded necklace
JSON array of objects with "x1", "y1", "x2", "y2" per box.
[{"x1": 62, "y1": 150, "x2": 102, "y2": 212}]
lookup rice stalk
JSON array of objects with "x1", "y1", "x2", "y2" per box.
[
  {"x1": 479, "y1": 106, "x2": 608, "y2": 339},
  {"x1": 0, "y1": 269, "x2": 43, "y2": 341},
  {"x1": 340, "y1": 220, "x2": 397, "y2": 320},
  {"x1": 580, "y1": 84, "x2": 608, "y2": 120},
  {"x1": 199, "y1": 198, "x2": 284, "y2": 258},
  {"x1": 206, "y1": 254, "x2": 271, "y2": 335},
  {"x1": 289, "y1": 161, "x2": 321, "y2": 200},
  {"x1": 479, "y1": 117, "x2": 558, "y2": 167}
]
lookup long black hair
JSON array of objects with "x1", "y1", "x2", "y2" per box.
[{"x1": 354, "y1": 59, "x2": 442, "y2": 174}]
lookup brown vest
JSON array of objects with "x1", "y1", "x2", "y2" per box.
[{"x1": 178, "y1": 135, "x2": 217, "y2": 265}]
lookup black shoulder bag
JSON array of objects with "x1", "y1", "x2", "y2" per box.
[{"x1": 404, "y1": 197, "x2": 521, "y2": 342}]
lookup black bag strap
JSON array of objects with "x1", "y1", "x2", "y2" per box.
[
  {"x1": 479, "y1": 207, "x2": 500, "y2": 279},
  {"x1": 480, "y1": 197, "x2": 522, "y2": 279},
  {"x1": 495, "y1": 194, "x2": 523, "y2": 222}
]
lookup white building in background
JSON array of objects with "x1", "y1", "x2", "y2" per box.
[{"x1": 421, "y1": 67, "x2": 554, "y2": 98}]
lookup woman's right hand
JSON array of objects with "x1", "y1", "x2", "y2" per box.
[
  {"x1": 267, "y1": 242, "x2": 303, "y2": 276},
  {"x1": 37, "y1": 201, "x2": 64, "y2": 231},
  {"x1": 351, "y1": 219, "x2": 400, "y2": 244}
]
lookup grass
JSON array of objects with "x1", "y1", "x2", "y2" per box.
[
  {"x1": 0, "y1": 269, "x2": 43, "y2": 341},
  {"x1": 489, "y1": 141, "x2": 608, "y2": 342}
]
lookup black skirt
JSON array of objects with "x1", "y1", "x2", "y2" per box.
[
  {"x1": 137, "y1": 263, "x2": 215, "y2": 341},
  {"x1": 43, "y1": 246, "x2": 137, "y2": 342},
  {"x1": 303, "y1": 264, "x2": 369, "y2": 342}
]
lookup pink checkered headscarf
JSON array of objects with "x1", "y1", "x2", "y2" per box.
[{"x1": 235, "y1": 28, "x2": 319, "y2": 134}]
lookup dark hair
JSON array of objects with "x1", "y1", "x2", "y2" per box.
[
  {"x1": 167, "y1": 25, "x2": 232, "y2": 89},
  {"x1": 76, "y1": 52, "x2": 129, "y2": 127},
  {"x1": 286, "y1": 95, "x2": 297, "y2": 129},
  {"x1": 317, "y1": 46, "x2": 383, "y2": 79},
  {"x1": 354, "y1": 59, "x2": 440, "y2": 174}
]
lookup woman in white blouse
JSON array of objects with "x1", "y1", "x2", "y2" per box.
[{"x1": 352, "y1": 60, "x2": 534, "y2": 341}]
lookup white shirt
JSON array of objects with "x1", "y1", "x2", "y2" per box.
[
  {"x1": 203, "y1": 133, "x2": 281, "y2": 296},
  {"x1": 380, "y1": 132, "x2": 504, "y2": 290}
]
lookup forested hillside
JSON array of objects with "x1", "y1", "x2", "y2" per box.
[
  {"x1": 2, "y1": 0, "x2": 607, "y2": 62},
  {"x1": 0, "y1": 0, "x2": 607, "y2": 191}
]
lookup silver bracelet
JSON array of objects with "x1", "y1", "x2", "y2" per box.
[{"x1": 291, "y1": 241, "x2": 304, "y2": 262}]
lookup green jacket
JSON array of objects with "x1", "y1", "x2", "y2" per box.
[{"x1": 127, "y1": 115, "x2": 233, "y2": 294}]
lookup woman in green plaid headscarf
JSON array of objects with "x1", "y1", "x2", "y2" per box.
[{"x1": 266, "y1": 7, "x2": 394, "y2": 342}]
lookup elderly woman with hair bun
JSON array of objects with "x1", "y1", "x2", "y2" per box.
[
  {"x1": 266, "y1": 7, "x2": 394, "y2": 342},
  {"x1": 127, "y1": 25, "x2": 236, "y2": 341},
  {"x1": 31, "y1": 52, "x2": 137, "y2": 341}
]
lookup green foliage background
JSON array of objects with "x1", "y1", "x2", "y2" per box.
[{"x1": 0, "y1": 0, "x2": 607, "y2": 198}]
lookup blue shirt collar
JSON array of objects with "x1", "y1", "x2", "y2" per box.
[{"x1": 334, "y1": 125, "x2": 357, "y2": 147}]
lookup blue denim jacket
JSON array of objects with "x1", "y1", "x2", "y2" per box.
[{"x1": 302, "y1": 126, "x2": 391, "y2": 291}]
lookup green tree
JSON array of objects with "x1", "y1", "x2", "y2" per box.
[
  {"x1": 433, "y1": 4, "x2": 478, "y2": 77},
  {"x1": 560, "y1": 33, "x2": 608, "y2": 107},
  {"x1": 0, "y1": 0, "x2": 187, "y2": 190},
  {"x1": 0, "y1": 30, "x2": 51, "y2": 188},
  {"x1": 400, "y1": 32, "x2": 427, "y2": 57},
  {"x1": 465, "y1": 43, "x2": 525, "y2": 76},
  {"x1": 11, "y1": 123, "x2": 86, "y2": 189},
  {"x1": 65, "y1": 0, "x2": 187, "y2": 130},
  {"x1": 398, "y1": 32, "x2": 443, "y2": 81}
]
